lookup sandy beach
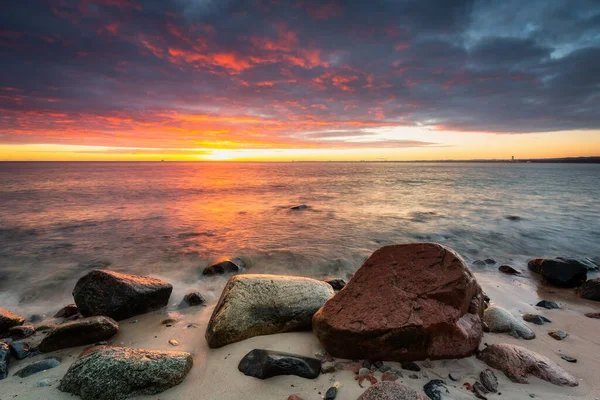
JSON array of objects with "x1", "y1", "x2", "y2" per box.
[{"x1": 1, "y1": 268, "x2": 598, "y2": 400}]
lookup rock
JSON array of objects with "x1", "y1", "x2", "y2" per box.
[
  {"x1": 480, "y1": 369, "x2": 498, "y2": 393},
  {"x1": 378, "y1": 365, "x2": 391, "y2": 373},
  {"x1": 477, "y1": 343, "x2": 578, "y2": 386},
  {"x1": 498, "y1": 265, "x2": 521, "y2": 275},
  {"x1": 288, "y1": 396, "x2": 303, "y2": 400},
  {"x1": 358, "y1": 367, "x2": 370, "y2": 377},
  {"x1": 29, "y1": 314, "x2": 44, "y2": 323},
  {"x1": 536, "y1": 300, "x2": 560, "y2": 309},
  {"x1": 522, "y1": 313, "x2": 551, "y2": 325},
  {"x1": 321, "y1": 361, "x2": 336, "y2": 374},
  {"x1": 14, "y1": 357, "x2": 60, "y2": 377},
  {"x1": 290, "y1": 204, "x2": 309, "y2": 210},
  {"x1": 335, "y1": 360, "x2": 362, "y2": 372},
  {"x1": 483, "y1": 306, "x2": 535, "y2": 339},
  {"x1": 580, "y1": 278, "x2": 600, "y2": 301},
  {"x1": 409, "y1": 373, "x2": 419, "y2": 379},
  {"x1": 206, "y1": 274, "x2": 334, "y2": 348},
  {"x1": 423, "y1": 379, "x2": 448, "y2": 400},
  {"x1": 585, "y1": 312, "x2": 600, "y2": 318},
  {"x1": 358, "y1": 381, "x2": 426, "y2": 400},
  {"x1": 238, "y1": 349, "x2": 320, "y2": 379},
  {"x1": 203, "y1": 257, "x2": 246, "y2": 275},
  {"x1": 325, "y1": 386, "x2": 337, "y2": 400},
  {"x1": 382, "y1": 371, "x2": 399, "y2": 381},
  {"x1": 8, "y1": 324, "x2": 35, "y2": 339},
  {"x1": 168, "y1": 339, "x2": 180, "y2": 346},
  {"x1": 528, "y1": 258, "x2": 587, "y2": 288},
  {"x1": 505, "y1": 215, "x2": 523, "y2": 221},
  {"x1": 179, "y1": 291, "x2": 207, "y2": 308},
  {"x1": 448, "y1": 372, "x2": 461, "y2": 381},
  {"x1": 0, "y1": 307, "x2": 24, "y2": 334},
  {"x1": 323, "y1": 278, "x2": 346, "y2": 291},
  {"x1": 0, "y1": 342, "x2": 8, "y2": 380},
  {"x1": 54, "y1": 304, "x2": 79, "y2": 318},
  {"x1": 312, "y1": 243, "x2": 484, "y2": 361},
  {"x1": 39, "y1": 316, "x2": 118, "y2": 353},
  {"x1": 484, "y1": 259, "x2": 496, "y2": 265},
  {"x1": 560, "y1": 354, "x2": 577, "y2": 363},
  {"x1": 73, "y1": 269, "x2": 173, "y2": 320},
  {"x1": 35, "y1": 378, "x2": 55, "y2": 387},
  {"x1": 548, "y1": 330, "x2": 568, "y2": 340},
  {"x1": 58, "y1": 346, "x2": 193, "y2": 400},
  {"x1": 473, "y1": 260, "x2": 486, "y2": 267},
  {"x1": 9, "y1": 341, "x2": 31, "y2": 360},
  {"x1": 473, "y1": 382, "x2": 488, "y2": 399},
  {"x1": 402, "y1": 362, "x2": 421, "y2": 372}
]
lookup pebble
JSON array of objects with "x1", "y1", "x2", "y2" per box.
[
  {"x1": 378, "y1": 365, "x2": 391, "y2": 372},
  {"x1": 480, "y1": 369, "x2": 498, "y2": 393},
  {"x1": 585, "y1": 312, "x2": 600, "y2": 319},
  {"x1": 9, "y1": 341, "x2": 31, "y2": 360},
  {"x1": 499, "y1": 265, "x2": 521, "y2": 275},
  {"x1": 401, "y1": 361, "x2": 421, "y2": 372},
  {"x1": 187, "y1": 323, "x2": 200, "y2": 328},
  {"x1": 473, "y1": 260, "x2": 486, "y2": 267},
  {"x1": 449, "y1": 372, "x2": 461, "y2": 381},
  {"x1": 423, "y1": 379, "x2": 449, "y2": 400},
  {"x1": 523, "y1": 313, "x2": 551, "y2": 325},
  {"x1": 321, "y1": 362, "x2": 335, "y2": 374},
  {"x1": 548, "y1": 330, "x2": 568, "y2": 340},
  {"x1": 536, "y1": 300, "x2": 560, "y2": 309},
  {"x1": 381, "y1": 372, "x2": 399, "y2": 381},
  {"x1": 409, "y1": 373, "x2": 419, "y2": 379},
  {"x1": 372, "y1": 360, "x2": 383, "y2": 369},
  {"x1": 325, "y1": 386, "x2": 337, "y2": 400},
  {"x1": 473, "y1": 381, "x2": 489, "y2": 400},
  {"x1": 168, "y1": 339, "x2": 180, "y2": 346},
  {"x1": 358, "y1": 368, "x2": 370, "y2": 377},
  {"x1": 560, "y1": 354, "x2": 577, "y2": 363},
  {"x1": 484, "y1": 258, "x2": 497, "y2": 265},
  {"x1": 162, "y1": 318, "x2": 177, "y2": 325},
  {"x1": 35, "y1": 378, "x2": 55, "y2": 387}
]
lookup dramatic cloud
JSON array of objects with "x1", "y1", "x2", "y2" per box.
[{"x1": 1, "y1": 0, "x2": 599, "y2": 150}]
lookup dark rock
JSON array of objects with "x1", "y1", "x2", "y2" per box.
[
  {"x1": 477, "y1": 343, "x2": 578, "y2": 386},
  {"x1": 556, "y1": 257, "x2": 598, "y2": 271},
  {"x1": 402, "y1": 362, "x2": 421, "y2": 372},
  {"x1": 206, "y1": 274, "x2": 333, "y2": 348},
  {"x1": 39, "y1": 316, "x2": 118, "y2": 353},
  {"x1": 448, "y1": 372, "x2": 461, "y2": 381},
  {"x1": 473, "y1": 381, "x2": 489, "y2": 399},
  {"x1": 203, "y1": 257, "x2": 246, "y2": 275},
  {"x1": 580, "y1": 278, "x2": 600, "y2": 301},
  {"x1": 29, "y1": 314, "x2": 44, "y2": 323},
  {"x1": 325, "y1": 386, "x2": 337, "y2": 400},
  {"x1": 9, "y1": 341, "x2": 31, "y2": 360},
  {"x1": 58, "y1": 346, "x2": 193, "y2": 400},
  {"x1": 505, "y1": 215, "x2": 523, "y2": 221},
  {"x1": 54, "y1": 304, "x2": 79, "y2": 319},
  {"x1": 484, "y1": 259, "x2": 496, "y2": 265},
  {"x1": 585, "y1": 312, "x2": 600, "y2": 318},
  {"x1": 290, "y1": 204, "x2": 309, "y2": 211},
  {"x1": 382, "y1": 371, "x2": 399, "y2": 381},
  {"x1": 372, "y1": 360, "x2": 384, "y2": 369},
  {"x1": 499, "y1": 265, "x2": 521, "y2": 275},
  {"x1": 483, "y1": 292, "x2": 490, "y2": 303},
  {"x1": 480, "y1": 369, "x2": 498, "y2": 393},
  {"x1": 321, "y1": 362, "x2": 335, "y2": 374},
  {"x1": 238, "y1": 349, "x2": 321, "y2": 379},
  {"x1": 0, "y1": 307, "x2": 25, "y2": 335},
  {"x1": 73, "y1": 269, "x2": 172, "y2": 321},
  {"x1": 0, "y1": 342, "x2": 8, "y2": 380},
  {"x1": 522, "y1": 313, "x2": 551, "y2": 325},
  {"x1": 378, "y1": 365, "x2": 391, "y2": 373},
  {"x1": 483, "y1": 306, "x2": 535, "y2": 339},
  {"x1": 423, "y1": 379, "x2": 448, "y2": 400},
  {"x1": 560, "y1": 354, "x2": 577, "y2": 363},
  {"x1": 323, "y1": 278, "x2": 346, "y2": 291},
  {"x1": 548, "y1": 330, "x2": 568, "y2": 340},
  {"x1": 179, "y1": 291, "x2": 207, "y2": 308},
  {"x1": 8, "y1": 324, "x2": 35, "y2": 339},
  {"x1": 536, "y1": 300, "x2": 560, "y2": 309},
  {"x1": 358, "y1": 381, "x2": 426, "y2": 400},
  {"x1": 473, "y1": 260, "x2": 486, "y2": 267},
  {"x1": 528, "y1": 258, "x2": 587, "y2": 288},
  {"x1": 362, "y1": 360, "x2": 372, "y2": 369},
  {"x1": 14, "y1": 357, "x2": 60, "y2": 377},
  {"x1": 312, "y1": 243, "x2": 484, "y2": 362}
]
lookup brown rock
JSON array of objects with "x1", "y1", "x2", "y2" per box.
[
  {"x1": 0, "y1": 308, "x2": 25, "y2": 334},
  {"x1": 580, "y1": 278, "x2": 600, "y2": 301},
  {"x1": 54, "y1": 304, "x2": 79, "y2": 319},
  {"x1": 477, "y1": 343, "x2": 578, "y2": 386},
  {"x1": 381, "y1": 371, "x2": 399, "y2": 381},
  {"x1": 312, "y1": 243, "x2": 484, "y2": 361},
  {"x1": 39, "y1": 316, "x2": 118, "y2": 353},
  {"x1": 585, "y1": 312, "x2": 600, "y2": 319},
  {"x1": 288, "y1": 395, "x2": 304, "y2": 400},
  {"x1": 358, "y1": 381, "x2": 426, "y2": 400},
  {"x1": 8, "y1": 324, "x2": 35, "y2": 340}
]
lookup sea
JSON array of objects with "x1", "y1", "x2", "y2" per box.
[{"x1": 1, "y1": 162, "x2": 599, "y2": 315}]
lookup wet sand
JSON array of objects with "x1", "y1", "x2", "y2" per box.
[{"x1": 1, "y1": 271, "x2": 599, "y2": 400}]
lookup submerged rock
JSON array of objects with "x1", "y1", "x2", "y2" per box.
[
  {"x1": 14, "y1": 357, "x2": 61, "y2": 377},
  {"x1": 39, "y1": 316, "x2": 118, "y2": 353},
  {"x1": 73, "y1": 269, "x2": 173, "y2": 320},
  {"x1": 238, "y1": 349, "x2": 321, "y2": 379},
  {"x1": 477, "y1": 343, "x2": 578, "y2": 386},
  {"x1": 498, "y1": 265, "x2": 521, "y2": 275},
  {"x1": 528, "y1": 258, "x2": 587, "y2": 288},
  {"x1": 358, "y1": 381, "x2": 426, "y2": 400},
  {"x1": 323, "y1": 278, "x2": 346, "y2": 291},
  {"x1": 548, "y1": 330, "x2": 568, "y2": 340},
  {"x1": 580, "y1": 278, "x2": 600, "y2": 301},
  {"x1": 483, "y1": 306, "x2": 535, "y2": 339},
  {"x1": 0, "y1": 342, "x2": 8, "y2": 380},
  {"x1": 290, "y1": 204, "x2": 309, "y2": 211},
  {"x1": 203, "y1": 257, "x2": 246, "y2": 275},
  {"x1": 54, "y1": 304, "x2": 78, "y2": 319},
  {"x1": 0, "y1": 308, "x2": 24, "y2": 334},
  {"x1": 313, "y1": 243, "x2": 484, "y2": 361},
  {"x1": 423, "y1": 379, "x2": 448, "y2": 400},
  {"x1": 522, "y1": 313, "x2": 551, "y2": 325},
  {"x1": 480, "y1": 369, "x2": 498, "y2": 393},
  {"x1": 178, "y1": 291, "x2": 207, "y2": 308},
  {"x1": 59, "y1": 346, "x2": 193, "y2": 400},
  {"x1": 536, "y1": 300, "x2": 560, "y2": 309},
  {"x1": 206, "y1": 274, "x2": 333, "y2": 348},
  {"x1": 8, "y1": 324, "x2": 35, "y2": 339}
]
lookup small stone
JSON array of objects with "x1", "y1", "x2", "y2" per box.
[
  {"x1": 529, "y1": 394, "x2": 535, "y2": 398},
  {"x1": 203, "y1": 258, "x2": 246, "y2": 275},
  {"x1": 238, "y1": 349, "x2": 321, "y2": 379},
  {"x1": 473, "y1": 381, "x2": 489, "y2": 399},
  {"x1": 409, "y1": 373, "x2": 419, "y2": 379},
  {"x1": 290, "y1": 204, "x2": 309, "y2": 211},
  {"x1": 536, "y1": 300, "x2": 560, "y2": 309},
  {"x1": 585, "y1": 312, "x2": 600, "y2": 319},
  {"x1": 449, "y1": 372, "x2": 461, "y2": 381},
  {"x1": 29, "y1": 314, "x2": 44, "y2": 323},
  {"x1": 187, "y1": 323, "x2": 200, "y2": 328},
  {"x1": 423, "y1": 379, "x2": 449, "y2": 400},
  {"x1": 381, "y1": 372, "x2": 399, "y2": 381},
  {"x1": 8, "y1": 324, "x2": 35, "y2": 340},
  {"x1": 401, "y1": 361, "x2": 421, "y2": 371},
  {"x1": 480, "y1": 369, "x2": 498, "y2": 393},
  {"x1": 358, "y1": 367, "x2": 370, "y2": 377},
  {"x1": 422, "y1": 358, "x2": 432, "y2": 368},
  {"x1": 372, "y1": 360, "x2": 384, "y2": 369},
  {"x1": 523, "y1": 313, "x2": 551, "y2": 325},
  {"x1": 499, "y1": 265, "x2": 521, "y2": 275},
  {"x1": 325, "y1": 386, "x2": 337, "y2": 400},
  {"x1": 505, "y1": 215, "x2": 523, "y2": 221},
  {"x1": 9, "y1": 341, "x2": 31, "y2": 360},
  {"x1": 15, "y1": 357, "x2": 61, "y2": 377},
  {"x1": 323, "y1": 278, "x2": 346, "y2": 291},
  {"x1": 35, "y1": 378, "x2": 55, "y2": 387},
  {"x1": 362, "y1": 360, "x2": 372, "y2": 369},
  {"x1": 54, "y1": 304, "x2": 79, "y2": 319},
  {"x1": 179, "y1": 291, "x2": 207, "y2": 308},
  {"x1": 162, "y1": 318, "x2": 177, "y2": 325},
  {"x1": 484, "y1": 259, "x2": 496, "y2": 265},
  {"x1": 378, "y1": 365, "x2": 391, "y2": 373},
  {"x1": 473, "y1": 260, "x2": 486, "y2": 267},
  {"x1": 168, "y1": 339, "x2": 180, "y2": 346},
  {"x1": 314, "y1": 349, "x2": 327, "y2": 359},
  {"x1": 548, "y1": 330, "x2": 568, "y2": 340},
  {"x1": 321, "y1": 361, "x2": 336, "y2": 374},
  {"x1": 0, "y1": 308, "x2": 25, "y2": 335},
  {"x1": 560, "y1": 354, "x2": 577, "y2": 363},
  {"x1": 288, "y1": 395, "x2": 303, "y2": 400}
]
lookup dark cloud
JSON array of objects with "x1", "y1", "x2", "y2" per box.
[{"x1": 0, "y1": 0, "x2": 599, "y2": 149}]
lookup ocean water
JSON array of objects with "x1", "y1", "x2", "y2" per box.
[{"x1": 1, "y1": 162, "x2": 599, "y2": 314}]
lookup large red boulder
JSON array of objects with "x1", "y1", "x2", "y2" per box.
[{"x1": 312, "y1": 243, "x2": 484, "y2": 361}]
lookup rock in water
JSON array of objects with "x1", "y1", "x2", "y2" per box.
[
  {"x1": 8, "y1": 324, "x2": 35, "y2": 339},
  {"x1": 0, "y1": 308, "x2": 24, "y2": 334},
  {"x1": 206, "y1": 274, "x2": 334, "y2": 348},
  {"x1": 59, "y1": 346, "x2": 192, "y2": 400},
  {"x1": 0, "y1": 342, "x2": 8, "y2": 380},
  {"x1": 548, "y1": 330, "x2": 568, "y2": 340},
  {"x1": 73, "y1": 269, "x2": 173, "y2": 320},
  {"x1": 238, "y1": 349, "x2": 321, "y2": 379},
  {"x1": 480, "y1": 369, "x2": 498, "y2": 393},
  {"x1": 290, "y1": 204, "x2": 309, "y2": 211},
  {"x1": 536, "y1": 300, "x2": 560, "y2": 309},
  {"x1": 477, "y1": 343, "x2": 578, "y2": 386},
  {"x1": 580, "y1": 278, "x2": 600, "y2": 301},
  {"x1": 54, "y1": 304, "x2": 79, "y2": 318},
  {"x1": 323, "y1": 278, "x2": 347, "y2": 291},
  {"x1": 15, "y1": 357, "x2": 61, "y2": 377},
  {"x1": 483, "y1": 306, "x2": 535, "y2": 339},
  {"x1": 528, "y1": 258, "x2": 587, "y2": 288},
  {"x1": 203, "y1": 257, "x2": 246, "y2": 275},
  {"x1": 522, "y1": 313, "x2": 551, "y2": 325},
  {"x1": 39, "y1": 316, "x2": 118, "y2": 353},
  {"x1": 358, "y1": 381, "x2": 427, "y2": 400},
  {"x1": 423, "y1": 379, "x2": 448, "y2": 400},
  {"x1": 312, "y1": 243, "x2": 484, "y2": 361},
  {"x1": 498, "y1": 265, "x2": 521, "y2": 275},
  {"x1": 179, "y1": 291, "x2": 207, "y2": 308}
]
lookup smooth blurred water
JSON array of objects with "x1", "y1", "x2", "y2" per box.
[{"x1": 1, "y1": 162, "x2": 599, "y2": 313}]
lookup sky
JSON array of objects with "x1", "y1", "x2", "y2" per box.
[{"x1": 1, "y1": 0, "x2": 599, "y2": 161}]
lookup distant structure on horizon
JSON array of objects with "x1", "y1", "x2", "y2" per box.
[{"x1": 511, "y1": 156, "x2": 515, "y2": 162}]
